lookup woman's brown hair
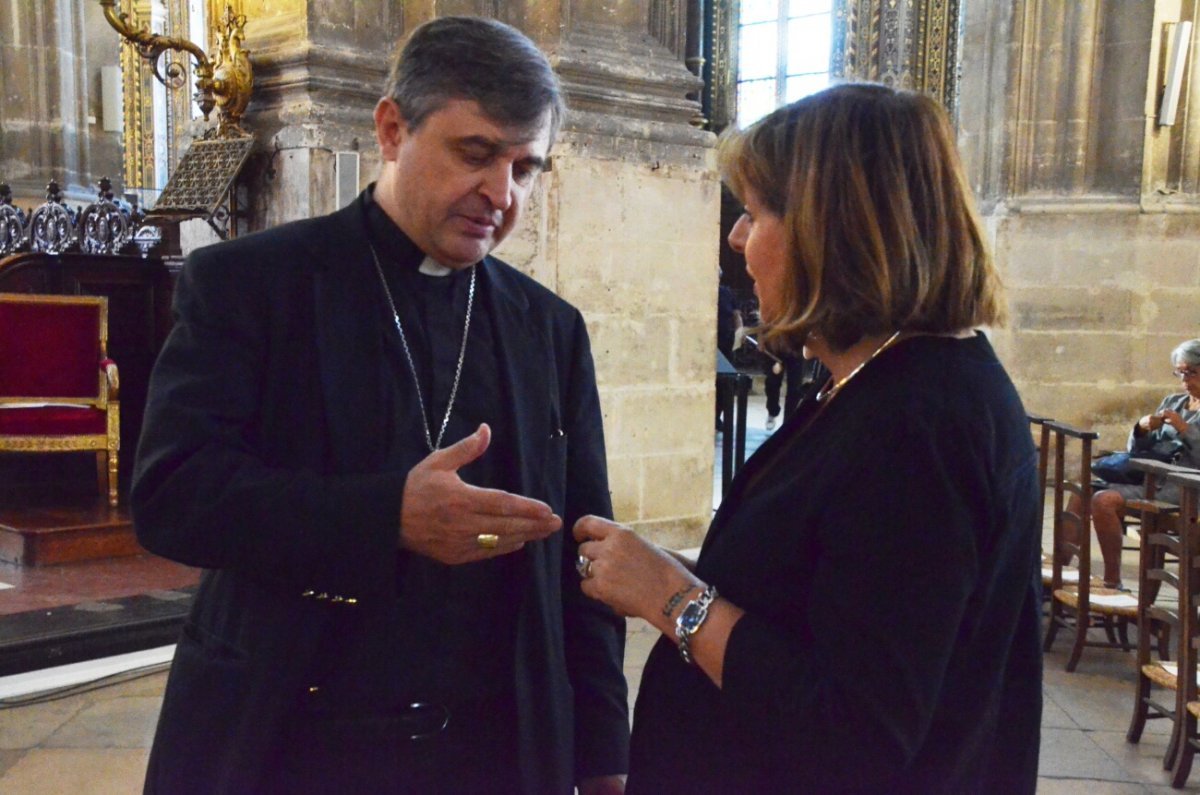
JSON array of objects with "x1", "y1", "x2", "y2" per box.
[{"x1": 719, "y1": 82, "x2": 1006, "y2": 352}]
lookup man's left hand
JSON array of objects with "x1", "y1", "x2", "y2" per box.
[{"x1": 578, "y1": 774, "x2": 626, "y2": 795}]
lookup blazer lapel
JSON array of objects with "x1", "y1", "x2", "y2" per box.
[{"x1": 312, "y1": 200, "x2": 388, "y2": 473}]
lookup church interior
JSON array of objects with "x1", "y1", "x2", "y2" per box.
[{"x1": 3, "y1": 0, "x2": 1200, "y2": 791}]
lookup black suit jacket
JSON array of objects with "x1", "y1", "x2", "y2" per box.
[{"x1": 132, "y1": 199, "x2": 630, "y2": 794}]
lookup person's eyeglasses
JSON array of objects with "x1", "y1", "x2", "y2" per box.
[{"x1": 1174, "y1": 366, "x2": 1200, "y2": 378}]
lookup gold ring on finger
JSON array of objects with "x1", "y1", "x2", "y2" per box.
[{"x1": 476, "y1": 533, "x2": 500, "y2": 550}]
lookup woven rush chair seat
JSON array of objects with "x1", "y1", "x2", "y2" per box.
[
  {"x1": 0, "y1": 293, "x2": 120, "y2": 507},
  {"x1": 1146, "y1": 661, "x2": 1183, "y2": 690},
  {"x1": 1053, "y1": 586, "x2": 1138, "y2": 619}
]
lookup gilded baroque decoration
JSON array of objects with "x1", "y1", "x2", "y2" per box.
[
  {"x1": 100, "y1": 0, "x2": 254, "y2": 138},
  {"x1": 833, "y1": 0, "x2": 961, "y2": 114}
]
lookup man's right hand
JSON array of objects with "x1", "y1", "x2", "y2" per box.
[{"x1": 400, "y1": 424, "x2": 562, "y2": 564}]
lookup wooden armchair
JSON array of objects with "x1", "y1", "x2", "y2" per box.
[
  {"x1": 1043, "y1": 420, "x2": 1137, "y2": 671},
  {"x1": 0, "y1": 293, "x2": 120, "y2": 506}
]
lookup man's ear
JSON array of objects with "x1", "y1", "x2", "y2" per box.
[{"x1": 374, "y1": 97, "x2": 408, "y2": 161}]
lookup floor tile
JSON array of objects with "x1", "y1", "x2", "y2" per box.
[
  {"x1": 1043, "y1": 691, "x2": 1080, "y2": 729},
  {"x1": 0, "y1": 748, "x2": 24, "y2": 778},
  {"x1": 0, "y1": 748, "x2": 150, "y2": 795},
  {"x1": 0, "y1": 697, "x2": 84, "y2": 750},
  {"x1": 43, "y1": 696, "x2": 160, "y2": 749},
  {"x1": 1087, "y1": 729, "x2": 1177, "y2": 787},
  {"x1": 1039, "y1": 727, "x2": 1136, "y2": 782}
]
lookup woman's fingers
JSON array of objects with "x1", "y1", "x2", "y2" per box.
[{"x1": 573, "y1": 514, "x2": 623, "y2": 542}]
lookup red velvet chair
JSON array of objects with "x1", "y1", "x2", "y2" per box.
[{"x1": 0, "y1": 293, "x2": 120, "y2": 506}]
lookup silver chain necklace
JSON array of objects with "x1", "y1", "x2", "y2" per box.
[{"x1": 367, "y1": 242, "x2": 475, "y2": 452}]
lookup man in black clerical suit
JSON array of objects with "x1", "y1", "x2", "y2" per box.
[{"x1": 132, "y1": 16, "x2": 629, "y2": 795}]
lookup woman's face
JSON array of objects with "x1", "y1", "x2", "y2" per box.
[
  {"x1": 727, "y1": 189, "x2": 788, "y2": 323},
  {"x1": 1174, "y1": 358, "x2": 1200, "y2": 398}
]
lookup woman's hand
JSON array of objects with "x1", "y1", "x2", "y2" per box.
[
  {"x1": 1139, "y1": 413, "x2": 1166, "y2": 433},
  {"x1": 573, "y1": 515, "x2": 701, "y2": 631},
  {"x1": 1159, "y1": 409, "x2": 1188, "y2": 433}
]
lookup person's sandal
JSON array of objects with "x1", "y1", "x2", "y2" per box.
[{"x1": 1102, "y1": 580, "x2": 1131, "y2": 593}]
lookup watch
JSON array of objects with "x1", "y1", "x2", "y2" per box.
[{"x1": 674, "y1": 585, "x2": 718, "y2": 665}]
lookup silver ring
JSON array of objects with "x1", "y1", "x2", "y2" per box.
[{"x1": 576, "y1": 554, "x2": 592, "y2": 579}]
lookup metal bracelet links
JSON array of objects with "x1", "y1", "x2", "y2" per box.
[{"x1": 674, "y1": 585, "x2": 719, "y2": 665}]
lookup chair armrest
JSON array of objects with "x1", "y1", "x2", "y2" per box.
[
  {"x1": 1128, "y1": 458, "x2": 1191, "y2": 478},
  {"x1": 100, "y1": 358, "x2": 120, "y2": 400}
]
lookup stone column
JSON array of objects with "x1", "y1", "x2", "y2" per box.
[
  {"x1": 0, "y1": 1, "x2": 121, "y2": 204},
  {"x1": 960, "y1": 0, "x2": 1200, "y2": 455},
  {"x1": 233, "y1": 0, "x2": 719, "y2": 545}
]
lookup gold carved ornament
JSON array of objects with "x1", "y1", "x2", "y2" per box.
[{"x1": 99, "y1": 0, "x2": 253, "y2": 139}]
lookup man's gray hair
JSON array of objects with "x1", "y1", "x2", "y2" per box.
[
  {"x1": 383, "y1": 16, "x2": 566, "y2": 140},
  {"x1": 1172, "y1": 339, "x2": 1200, "y2": 367}
]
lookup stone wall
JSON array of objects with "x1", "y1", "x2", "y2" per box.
[
  {"x1": 961, "y1": 0, "x2": 1200, "y2": 455},
  {"x1": 497, "y1": 145, "x2": 719, "y2": 546},
  {"x1": 991, "y1": 210, "x2": 1200, "y2": 448}
]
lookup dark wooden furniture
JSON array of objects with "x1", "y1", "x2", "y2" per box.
[
  {"x1": 1043, "y1": 420, "x2": 1137, "y2": 671},
  {"x1": 0, "y1": 252, "x2": 178, "y2": 564},
  {"x1": 1126, "y1": 459, "x2": 1187, "y2": 763},
  {"x1": 1163, "y1": 470, "x2": 1200, "y2": 787}
]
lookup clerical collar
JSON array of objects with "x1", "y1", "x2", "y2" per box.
[{"x1": 363, "y1": 184, "x2": 451, "y2": 276}]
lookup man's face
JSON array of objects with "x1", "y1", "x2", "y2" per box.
[{"x1": 374, "y1": 97, "x2": 552, "y2": 269}]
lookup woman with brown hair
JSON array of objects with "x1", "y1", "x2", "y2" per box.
[{"x1": 574, "y1": 83, "x2": 1042, "y2": 793}]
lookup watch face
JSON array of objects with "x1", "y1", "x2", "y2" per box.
[{"x1": 679, "y1": 602, "x2": 705, "y2": 633}]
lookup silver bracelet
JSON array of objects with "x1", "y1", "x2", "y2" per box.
[{"x1": 674, "y1": 585, "x2": 718, "y2": 665}]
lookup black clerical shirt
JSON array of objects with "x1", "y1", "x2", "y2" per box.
[{"x1": 308, "y1": 189, "x2": 523, "y2": 717}]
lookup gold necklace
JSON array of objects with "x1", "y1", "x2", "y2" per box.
[{"x1": 814, "y1": 330, "x2": 903, "y2": 403}]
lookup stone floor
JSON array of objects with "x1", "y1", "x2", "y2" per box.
[
  {"x1": 0, "y1": 614, "x2": 1193, "y2": 793},
  {"x1": 0, "y1": 391, "x2": 1194, "y2": 792}
]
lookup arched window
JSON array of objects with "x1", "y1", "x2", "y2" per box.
[{"x1": 735, "y1": 0, "x2": 834, "y2": 126}]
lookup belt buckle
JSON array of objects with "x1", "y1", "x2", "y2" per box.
[{"x1": 401, "y1": 701, "x2": 450, "y2": 741}]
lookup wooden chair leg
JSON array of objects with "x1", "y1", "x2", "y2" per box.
[
  {"x1": 1167, "y1": 723, "x2": 1182, "y2": 772},
  {"x1": 1118, "y1": 617, "x2": 1132, "y2": 651},
  {"x1": 1160, "y1": 624, "x2": 1174, "y2": 662},
  {"x1": 1067, "y1": 609, "x2": 1087, "y2": 672},
  {"x1": 107, "y1": 448, "x2": 118, "y2": 507},
  {"x1": 1127, "y1": 671, "x2": 1153, "y2": 743},
  {"x1": 1103, "y1": 616, "x2": 1118, "y2": 645},
  {"x1": 1044, "y1": 602, "x2": 1061, "y2": 651},
  {"x1": 1171, "y1": 723, "x2": 1195, "y2": 786}
]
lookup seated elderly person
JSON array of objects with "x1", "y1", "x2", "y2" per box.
[{"x1": 1071, "y1": 338, "x2": 1200, "y2": 590}]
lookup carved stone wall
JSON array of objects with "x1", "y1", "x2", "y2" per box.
[{"x1": 961, "y1": 0, "x2": 1200, "y2": 452}]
